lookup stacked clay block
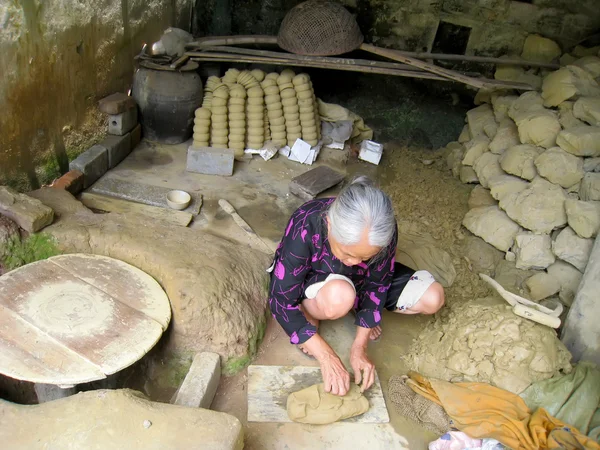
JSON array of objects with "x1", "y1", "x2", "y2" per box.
[
  {"x1": 196, "y1": 69, "x2": 320, "y2": 151},
  {"x1": 210, "y1": 83, "x2": 229, "y2": 149},
  {"x1": 228, "y1": 83, "x2": 246, "y2": 157}
]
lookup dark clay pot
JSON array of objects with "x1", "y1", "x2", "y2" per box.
[{"x1": 132, "y1": 67, "x2": 203, "y2": 144}]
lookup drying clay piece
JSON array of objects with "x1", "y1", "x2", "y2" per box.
[
  {"x1": 211, "y1": 127, "x2": 229, "y2": 137},
  {"x1": 299, "y1": 105, "x2": 314, "y2": 114},
  {"x1": 211, "y1": 113, "x2": 228, "y2": 123},
  {"x1": 270, "y1": 124, "x2": 286, "y2": 133},
  {"x1": 229, "y1": 112, "x2": 246, "y2": 121},
  {"x1": 280, "y1": 88, "x2": 297, "y2": 99},
  {"x1": 278, "y1": 83, "x2": 294, "y2": 91},
  {"x1": 287, "y1": 383, "x2": 369, "y2": 425},
  {"x1": 287, "y1": 125, "x2": 302, "y2": 134},
  {"x1": 193, "y1": 133, "x2": 210, "y2": 142},
  {"x1": 251, "y1": 69, "x2": 265, "y2": 82},
  {"x1": 195, "y1": 108, "x2": 211, "y2": 119},
  {"x1": 247, "y1": 87, "x2": 263, "y2": 98},
  {"x1": 277, "y1": 75, "x2": 293, "y2": 86},
  {"x1": 301, "y1": 119, "x2": 317, "y2": 129},
  {"x1": 211, "y1": 97, "x2": 228, "y2": 108},
  {"x1": 282, "y1": 97, "x2": 298, "y2": 107},
  {"x1": 247, "y1": 98, "x2": 264, "y2": 106},
  {"x1": 405, "y1": 300, "x2": 572, "y2": 394},
  {"x1": 297, "y1": 89, "x2": 314, "y2": 101},
  {"x1": 228, "y1": 104, "x2": 245, "y2": 114},
  {"x1": 194, "y1": 118, "x2": 210, "y2": 128},
  {"x1": 265, "y1": 95, "x2": 281, "y2": 106},
  {"x1": 247, "y1": 111, "x2": 264, "y2": 120},
  {"x1": 281, "y1": 69, "x2": 296, "y2": 78},
  {"x1": 265, "y1": 72, "x2": 279, "y2": 81},
  {"x1": 284, "y1": 105, "x2": 299, "y2": 115},
  {"x1": 248, "y1": 120, "x2": 263, "y2": 128},
  {"x1": 270, "y1": 116, "x2": 285, "y2": 126},
  {"x1": 264, "y1": 85, "x2": 280, "y2": 96},
  {"x1": 294, "y1": 83, "x2": 312, "y2": 93},
  {"x1": 285, "y1": 119, "x2": 300, "y2": 128},
  {"x1": 211, "y1": 106, "x2": 227, "y2": 115},
  {"x1": 286, "y1": 112, "x2": 300, "y2": 121},
  {"x1": 293, "y1": 73, "x2": 310, "y2": 86},
  {"x1": 267, "y1": 109, "x2": 284, "y2": 119}
]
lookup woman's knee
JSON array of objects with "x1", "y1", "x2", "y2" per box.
[
  {"x1": 318, "y1": 280, "x2": 356, "y2": 319},
  {"x1": 419, "y1": 282, "x2": 445, "y2": 314}
]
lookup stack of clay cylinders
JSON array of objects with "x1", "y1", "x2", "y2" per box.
[
  {"x1": 293, "y1": 73, "x2": 319, "y2": 147},
  {"x1": 192, "y1": 107, "x2": 211, "y2": 147},
  {"x1": 278, "y1": 69, "x2": 302, "y2": 147},
  {"x1": 222, "y1": 68, "x2": 240, "y2": 87},
  {"x1": 228, "y1": 83, "x2": 247, "y2": 157},
  {"x1": 210, "y1": 83, "x2": 229, "y2": 149},
  {"x1": 202, "y1": 76, "x2": 221, "y2": 110},
  {"x1": 246, "y1": 85, "x2": 265, "y2": 149},
  {"x1": 262, "y1": 73, "x2": 286, "y2": 147}
]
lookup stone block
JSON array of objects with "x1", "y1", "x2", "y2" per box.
[
  {"x1": 51, "y1": 170, "x2": 84, "y2": 195},
  {"x1": 69, "y1": 145, "x2": 109, "y2": 189},
  {"x1": 131, "y1": 124, "x2": 142, "y2": 149},
  {"x1": 100, "y1": 133, "x2": 132, "y2": 168},
  {"x1": 186, "y1": 146, "x2": 234, "y2": 176},
  {"x1": 98, "y1": 92, "x2": 137, "y2": 115},
  {"x1": 0, "y1": 186, "x2": 54, "y2": 233},
  {"x1": 513, "y1": 232, "x2": 555, "y2": 270},
  {"x1": 580, "y1": 172, "x2": 600, "y2": 201},
  {"x1": 173, "y1": 352, "x2": 221, "y2": 409},
  {"x1": 108, "y1": 108, "x2": 138, "y2": 136}
]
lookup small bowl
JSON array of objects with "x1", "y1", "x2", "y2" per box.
[{"x1": 166, "y1": 190, "x2": 191, "y2": 210}]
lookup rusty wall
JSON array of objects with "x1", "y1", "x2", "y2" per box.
[{"x1": 0, "y1": 0, "x2": 189, "y2": 190}]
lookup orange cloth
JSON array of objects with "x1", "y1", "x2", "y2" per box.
[{"x1": 406, "y1": 371, "x2": 600, "y2": 450}]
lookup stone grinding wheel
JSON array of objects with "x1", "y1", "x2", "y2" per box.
[
  {"x1": 277, "y1": 0, "x2": 364, "y2": 56},
  {"x1": 0, "y1": 254, "x2": 171, "y2": 385}
]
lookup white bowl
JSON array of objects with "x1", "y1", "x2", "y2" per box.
[{"x1": 166, "y1": 190, "x2": 191, "y2": 210}]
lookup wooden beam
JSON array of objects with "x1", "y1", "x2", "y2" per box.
[{"x1": 187, "y1": 35, "x2": 278, "y2": 48}]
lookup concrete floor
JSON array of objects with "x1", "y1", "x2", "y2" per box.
[{"x1": 100, "y1": 138, "x2": 438, "y2": 449}]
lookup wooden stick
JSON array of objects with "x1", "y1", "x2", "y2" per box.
[
  {"x1": 392, "y1": 51, "x2": 560, "y2": 69},
  {"x1": 189, "y1": 52, "x2": 534, "y2": 90},
  {"x1": 170, "y1": 54, "x2": 190, "y2": 69},
  {"x1": 200, "y1": 45, "x2": 413, "y2": 70},
  {"x1": 188, "y1": 52, "x2": 448, "y2": 81},
  {"x1": 360, "y1": 43, "x2": 487, "y2": 89},
  {"x1": 187, "y1": 35, "x2": 278, "y2": 48},
  {"x1": 218, "y1": 199, "x2": 274, "y2": 255}
]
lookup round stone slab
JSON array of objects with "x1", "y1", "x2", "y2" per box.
[{"x1": 0, "y1": 254, "x2": 171, "y2": 385}]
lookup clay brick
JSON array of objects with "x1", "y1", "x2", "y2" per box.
[
  {"x1": 173, "y1": 352, "x2": 221, "y2": 409},
  {"x1": 99, "y1": 133, "x2": 131, "y2": 168},
  {"x1": 98, "y1": 92, "x2": 136, "y2": 115},
  {"x1": 186, "y1": 146, "x2": 234, "y2": 176},
  {"x1": 108, "y1": 108, "x2": 138, "y2": 136},
  {"x1": 51, "y1": 170, "x2": 84, "y2": 195},
  {"x1": 70, "y1": 145, "x2": 108, "y2": 188},
  {"x1": 130, "y1": 124, "x2": 142, "y2": 149}
]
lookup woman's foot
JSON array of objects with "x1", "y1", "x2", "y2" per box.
[{"x1": 370, "y1": 325, "x2": 382, "y2": 341}]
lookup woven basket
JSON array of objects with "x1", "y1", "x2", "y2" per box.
[{"x1": 277, "y1": 1, "x2": 363, "y2": 56}]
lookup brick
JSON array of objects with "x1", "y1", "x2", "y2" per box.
[
  {"x1": 186, "y1": 146, "x2": 234, "y2": 176},
  {"x1": 173, "y1": 352, "x2": 221, "y2": 409},
  {"x1": 69, "y1": 145, "x2": 108, "y2": 188},
  {"x1": 98, "y1": 92, "x2": 136, "y2": 115},
  {"x1": 99, "y1": 133, "x2": 131, "y2": 168},
  {"x1": 289, "y1": 165, "x2": 345, "y2": 201},
  {"x1": 51, "y1": 170, "x2": 84, "y2": 195},
  {"x1": 0, "y1": 186, "x2": 54, "y2": 233},
  {"x1": 108, "y1": 108, "x2": 138, "y2": 136},
  {"x1": 130, "y1": 123, "x2": 142, "y2": 149}
]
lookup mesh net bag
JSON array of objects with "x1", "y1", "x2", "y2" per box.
[
  {"x1": 388, "y1": 375, "x2": 451, "y2": 436},
  {"x1": 277, "y1": 1, "x2": 363, "y2": 56}
]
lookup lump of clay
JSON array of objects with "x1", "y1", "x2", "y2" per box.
[
  {"x1": 499, "y1": 177, "x2": 568, "y2": 233},
  {"x1": 462, "y1": 137, "x2": 490, "y2": 166},
  {"x1": 525, "y1": 272, "x2": 560, "y2": 302},
  {"x1": 287, "y1": 383, "x2": 369, "y2": 425},
  {"x1": 473, "y1": 152, "x2": 503, "y2": 188},
  {"x1": 513, "y1": 232, "x2": 555, "y2": 270},
  {"x1": 580, "y1": 173, "x2": 600, "y2": 201},
  {"x1": 462, "y1": 206, "x2": 521, "y2": 252},
  {"x1": 552, "y1": 226, "x2": 593, "y2": 273},
  {"x1": 572, "y1": 56, "x2": 600, "y2": 79},
  {"x1": 458, "y1": 125, "x2": 470, "y2": 143},
  {"x1": 534, "y1": 147, "x2": 584, "y2": 188},
  {"x1": 521, "y1": 35, "x2": 561, "y2": 63},
  {"x1": 468, "y1": 185, "x2": 497, "y2": 209},
  {"x1": 404, "y1": 299, "x2": 572, "y2": 394},
  {"x1": 556, "y1": 126, "x2": 600, "y2": 157},
  {"x1": 558, "y1": 102, "x2": 586, "y2": 130},
  {"x1": 492, "y1": 95, "x2": 518, "y2": 122},
  {"x1": 489, "y1": 119, "x2": 519, "y2": 154},
  {"x1": 565, "y1": 199, "x2": 600, "y2": 238},
  {"x1": 541, "y1": 66, "x2": 600, "y2": 107},
  {"x1": 546, "y1": 260, "x2": 583, "y2": 306},
  {"x1": 508, "y1": 91, "x2": 545, "y2": 124},
  {"x1": 460, "y1": 166, "x2": 479, "y2": 184},
  {"x1": 499, "y1": 145, "x2": 543, "y2": 180},
  {"x1": 488, "y1": 175, "x2": 528, "y2": 201},
  {"x1": 463, "y1": 235, "x2": 503, "y2": 276},
  {"x1": 573, "y1": 97, "x2": 600, "y2": 126},
  {"x1": 516, "y1": 109, "x2": 561, "y2": 149},
  {"x1": 466, "y1": 104, "x2": 497, "y2": 139}
]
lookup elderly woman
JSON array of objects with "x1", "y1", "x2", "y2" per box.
[{"x1": 268, "y1": 177, "x2": 445, "y2": 396}]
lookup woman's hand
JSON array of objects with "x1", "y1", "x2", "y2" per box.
[
  {"x1": 350, "y1": 346, "x2": 375, "y2": 392},
  {"x1": 302, "y1": 333, "x2": 350, "y2": 396}
]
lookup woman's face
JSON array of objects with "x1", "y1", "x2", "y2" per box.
[{"x1": 328, "y1": 222, "x2": 381, "y2": 266}]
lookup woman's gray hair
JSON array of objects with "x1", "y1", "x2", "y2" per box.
[{"x1": 327, "y1": 176, "x2": 395, "y2": 248}]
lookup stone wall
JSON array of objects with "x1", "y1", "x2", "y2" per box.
[{"x1": 0, "y1": 0, "x2": 189, "y2": 191}]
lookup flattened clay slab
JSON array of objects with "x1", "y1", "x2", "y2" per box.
[
  {"x1": 289, "y1": 165, "x2": 345, "y2": 201},
  {"x1": 248, "y1": 365, "x2": 389, "y2": 423}
]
